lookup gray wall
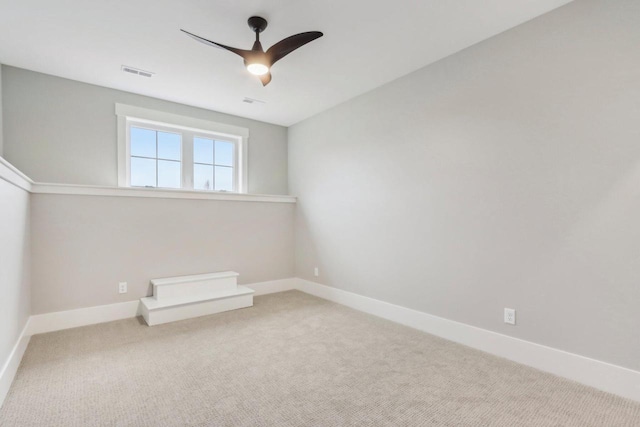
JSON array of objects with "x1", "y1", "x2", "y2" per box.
[
  {"x1": 0, "y1": 65, "x2": 3, "y2": 156},
  {"x1": 1, "y1": 65, "x2": 295, "y2": 316},
  {"x1": 1, "y1": 66, "x2": 288, "y2": 195},
  {"x1": 289, "y1": 0, "x2": 640, "y2": 371},
  {"x1": 30, "y1": 194, "x2": 295, "y2": 314},
  {"x1": 0, "y1": 178, "x2": 31, "y2": 373},
  {"x1": 0, "y1": 65, "x2": 29, "y2": 378}
]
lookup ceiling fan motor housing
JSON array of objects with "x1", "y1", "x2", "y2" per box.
[{"x1": 248, "y1": 16, "x2": 268, "y2": 34}]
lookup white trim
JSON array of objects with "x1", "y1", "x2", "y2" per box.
[
  {"x1": 116, "y1": 103, "x2": 249, "y2": 193},
  {"x1": 239, "y1": 133, "x2": 249, "y2": 194},
  {"x1": 25, "y1": 278, "x2": 298, "y2": 335},
  {"x1": 117, "y1": 113, "x2": 128, "y2": 187},
  {"x1": 142, "y1": 286, "x2": 253, "y2": 310},
  {"x1": 247, "y1": 278, "x2": 298, "y2": 296},
  {"x1": 115, "y1": 104, "x2": 250, "y2": 139},
  {"x1": 295, "y1": 278, "x2": 640, "y2": 402},
  {"x1": 27, "y1": 301, "x2": 142, "y2": 336},
  {"x1": 0, "y1": 157, "x2": 33, "y2": 192},
  {"x1": 0, "y1": 319, "x2": 31, "y2": 409},
  {"x1": 0, "y1": 279, "x2": 293, "y2": 407},
  {"x1": 30, "y1": 182, "x2": 296, "y2": 203},
  {"x1": 142, "y1": 291, "x2": 253, "y2": 326},
  {"x1": 2, "y1": 151, "x2": 290, "y2": 203},
  {"x1": 12, "y1": 278, "x2": 640, "y2": 404},
  {"x1": 151, "y1": 271, "x2": 239, "y2": 286}
]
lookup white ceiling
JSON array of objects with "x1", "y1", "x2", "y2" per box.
[{"x1": 0, "y1": 0, "x2": 573, "y2": 126}]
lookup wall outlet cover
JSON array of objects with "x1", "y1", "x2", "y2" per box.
[
  {"x1": 504, "y1": 308, "x2": 516, "y2": 325},
  {"x1": 119, "y1": 282, "x2": 128, "y2": 294}
]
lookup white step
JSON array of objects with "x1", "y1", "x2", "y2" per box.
[
  {"x1": 151, "y1": 271, "x2": 239, "y2": 300},
  {"x1": 140, "y1": 285, "x2": 254, "y2": 326}
]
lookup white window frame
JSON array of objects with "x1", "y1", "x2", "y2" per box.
[
  {"x1": 116, "y1": 104, "x2": 249, "y2": 193},
  {"x1": 128, "y1": 121, "x2": 183, "y2": 189}
]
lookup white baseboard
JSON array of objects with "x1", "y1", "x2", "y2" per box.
[
  {"x1": 27, "y1": 300, "x2": 142, "y2": 336},
  {"x1": 0, "y1": 278, "x2": 296, "y2": 405},
  {"x1": 295, "y1": 278, "x2": 640, "y2": 402},
  {"x1": 12, "y1": 277, "x2": 639, "y2": 405},
  {"x1": 247, "y1": 277, "x2": 298, "y2": 295},
  {"x1": 25, "y1": 278, "x2": 298, "y2": 336},
  {"x1": 0, "y1": 319, "x2": 31, "y2": 409}
]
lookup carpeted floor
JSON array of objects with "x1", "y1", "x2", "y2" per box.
[{"x1": 1, "y1": 291, "x2": 639, "y2": 426}]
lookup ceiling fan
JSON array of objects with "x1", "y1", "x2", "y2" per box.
[{"x1": 181, "y1": 17, "x2": 323, "y2": 86}]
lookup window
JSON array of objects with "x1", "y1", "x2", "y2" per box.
[
  {"x1": 130, "y1": 126, "x2": 181, "y2": 188},
  {"x1": 116, "y1": 104, "x2": 248, "y2": 193},
  {"x1": 193, "y1": 137, "x2": 235, "y2": 191}
]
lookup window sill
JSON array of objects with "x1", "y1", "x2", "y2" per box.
[
  {"x1": 2, "y1": 157, "x2": 295, "y2": 203},
  {"x1": 30, "y1": 182, "x2": 296, "y2": 203}
]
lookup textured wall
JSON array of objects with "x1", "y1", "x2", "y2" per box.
[
  {"x1": 289, "y1": 0, "x2": 640, "y2": 370},
  {"x1": 1, "y1": 66, "x2": 288, "y2": 195}
]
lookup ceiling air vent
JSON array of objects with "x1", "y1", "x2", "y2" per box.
[
  {"x1": 242, "y1": 97, "x2": 266, "y2": 104},
  {"x1": 121, "y1": 65, "x2": 155, "y2": 78}
]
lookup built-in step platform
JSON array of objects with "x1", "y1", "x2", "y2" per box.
[{"x1": 140, "y1": 271, "x2": 254, "y2": 326}]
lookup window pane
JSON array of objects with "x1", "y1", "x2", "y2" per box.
[
  {"x1": 194, "y1": 164, "x2": 213, "y2": 190},
  {"x1": 194, "y1": 137, "x2": 214, "y2": 164},
  {"x1": 158, "y1": 160, "x2": 181, "y2": 188},
  {"x1": 215, "y1": 166, "x2": 233, "y2": 191},
  {"x1": 130, "y1": 127, "x2": 156, "y2": 158},
  {"x1": 215, "y1": 141, "x2": 234, "y2": 166},
  {"x1": 158, "y1": 132, "x2": 181, "y2": 160},
  {"x1": 131, "y1": 157, "x2": 156, "y2": 187}
]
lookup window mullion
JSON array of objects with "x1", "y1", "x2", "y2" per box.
[
  {"x1": 155, "y1": 130, "x2": 159, "y2": 187},
  {"x1": 212, "y1": 140, "x2": 216, "y2": 191},
  {"x1": 183, "y1": 131, "x2": 194, "y2": 190}
]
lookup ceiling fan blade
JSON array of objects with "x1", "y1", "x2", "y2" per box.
[
  {"x1": 266, "y1": 31, "x2": 323, "y2": 65},
  {"x1": 259, "y1": 72, "x2": 272, "y2": 86},
  {"x1": 181, "y1": 29, "x2": 252, "y2": 60}
]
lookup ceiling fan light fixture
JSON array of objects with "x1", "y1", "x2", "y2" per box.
[
  {"x1": 246, "y1": 63, "x2": 269, "y2": 76},
  {"x1": 181, "y1": 17, "x2": 322, "y2": 86}
]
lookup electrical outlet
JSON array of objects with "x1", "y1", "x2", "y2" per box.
[
  {"x1": 118, "y1": 282, "x2": 128, "y2": 294},
  {"x1": 314, "y1": 267, "x2": 319, "y2": 277},
  {"x1": 504, "y1": 308, "x2": 516, "y2": 325}
]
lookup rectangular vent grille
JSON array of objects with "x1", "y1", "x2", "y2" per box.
[
  {"x1": 243, "y1": 97, "x2": 266, "y2": 104},
  {"x1": 121, "y1": 65, "x2": 154, "y2": 78}
]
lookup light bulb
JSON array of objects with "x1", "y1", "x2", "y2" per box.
[{"x1": 247, "y1": 63, "x2": 269, "y2": 76}]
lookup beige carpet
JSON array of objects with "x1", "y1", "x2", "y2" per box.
[{"x1": 1, "y1": 291, "x2": 639, "y2": 426}]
